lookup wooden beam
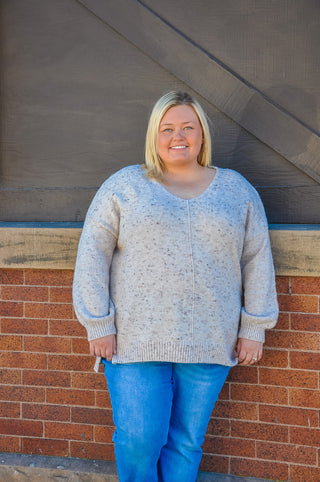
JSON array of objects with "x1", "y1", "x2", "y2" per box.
[
  {"x1": 0, "y1": 224, "x2": 320, "y2": 276},
  {"x1": 0, "y1": 224, "x2": 81, "y2": 270},
  {"x1": 269, "y1": 225, "x2": 320, "y2": 277},
  {"x1": 77, "y1": 0, "x2": 320, "y2": 184}
]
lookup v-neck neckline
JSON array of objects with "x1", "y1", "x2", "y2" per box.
[{"x1": 152, "y1": 166, "x2": 218, "y2": 201}]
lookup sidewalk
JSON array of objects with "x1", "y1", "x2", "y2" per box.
[{"x1": 0, "y1": 453, "x2": 270, "y2": 481}]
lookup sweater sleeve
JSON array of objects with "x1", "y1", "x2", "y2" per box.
[
  {"x1": 72, "y1": 181, "x2": 119, "y2": 341},
  {"x1": 238, "y1": 195, "x2": 279, "y2": 343}
]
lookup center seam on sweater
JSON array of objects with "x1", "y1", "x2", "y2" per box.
[{"x1": 186, "y1": 200, "x2": 195, "y2": 341}]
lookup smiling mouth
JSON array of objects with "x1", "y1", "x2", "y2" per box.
[{"x1": 171, "y1": 145, "x2": 188, "y2": 149}]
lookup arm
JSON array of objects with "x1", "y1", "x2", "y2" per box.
[
  {"x1": 239, "y1": 228, "x2": 278, "y2": 342},
  {"x1": 73, "y1": 182, "x2": 119, "y2": 343},
  {"x1": 237, "y1": 198, "x2": 279, "y2": 364}
]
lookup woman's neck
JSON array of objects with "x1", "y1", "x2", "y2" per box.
[
  {"x1": 162, "y1": 163, "x2": 205, "y2": 184},
  {"x1": 159, "y1": 165, "x2": 216, "y2": 200}
]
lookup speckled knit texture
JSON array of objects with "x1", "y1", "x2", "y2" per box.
[{"x1": 73, "y1": 165, "x2": 278, "y2": 367}]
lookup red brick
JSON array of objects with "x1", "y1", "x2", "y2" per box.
[
  {"x1": 259, "y1": 404, "x2": 319, "y2": 427},
  {"x1": 94, "y1": 425, "x2": 114, "y2": 443},
  {"x1": 291, "y1": 277, "x2": 320, "y2": 295},
  {"x1": 0, "y1": 369, "x2": 21, "y2": 385},
  {"x1": 213, "y1": 401, "x2": 258, "y2": 421},
  {"x1": 71, "y1": 372, "x2": 106, "y2": 390},
  {"x1": 265, "y1": 330, "x2": 320, "y2": 350},
  {"x1": 206, "y1": 418, "x2": 230, "y2": 437},
  {"x1": 1, "y1": 318, "x2": 48, "y2": 335},
  {"x1": 259, "y1": 348, "x2": 288, "y2": 368},
  {"x1": 0, "y1": 352, "x2": 47, "y2": 369},
  {"x1": 0, "y1": 401, "x2": 20, "y2": 418},
  {"x1": 290, "y1": 351, "x2": 320, "y2": 370},
  {"x1": 231, "y1": 458, "x2": 288, "y2": 481},
  {"x1": 227, "y1": 366, "x2": 258, "y2": 384},
  {"x1": 95, "y1": 390, "x2": 111, "y2": 409},
  {"x1": 48, "y1": 354, "x2": 93, "y2": 372},
  {"x1": 50, "y1": 287, "x2": 72, "y2": 303},
  {"x1": 203, "y1": 435, "x2": 255, "y2": 457},
  {"x1": 231, "y1": 384, "x2": 288, "y2": 404},
  {"x1": 0, "y1": 385, "x2": 45, "y2": 403},
  {"x1": 291, "y1": 313, "x2": 320, "y2": 332},
  {"x1": 23, "y1": 370, "x2": 70, "y2": 388},
  {"x1": 0, "y1": 269, "x2": 23, "y2": 285},
  {"x1": 0, "y1": 419, "x2": 43, "y2": 437},
  {"x1": 231, "y1": 420, "x2": 288, "y2": 442},
  {"x1": 290, "y1": 426, "x2": 320, "y2": 447},
  {"x1": 24, "y1": 336, "x2": 71, "y2": 354},
  {"x1": 22, "y1": 403, "x2": 70, "y2": 421},
  {"x1": 0, "y1": 302, "x2": 23, "y2": 317},
  {"x1": 45, "y1": 422, "x2": 93, "y2": 441},
  {"x1": 72, "y1": 338, "x2": 89, "y2": 354},
  {"x1": 217, "y1": 382, "x2": 229, "y2": 401},
  {"x1": 257, "y1": 440, "x2": 316, "y2": 464},
  {"x1": 49, "y1": 319, "x2": 86, "y2": 337},
  {"x1": 199, "y1": 454, "x2": 229, "y2": 474},
  {"x1": 0, "y1": 335, "x2": 22, "y2": 351},
  {"x1": 1, "y1": 286, "x2": 49, "y2": 302},
  {"x1": 0, "y1": 435, "x2": 20, "y2": 453},
  {"x1": 97, "y1": 363, "x2": 105, "y2": 374},
  {"x1": 289, "y1": 331, "x2": 320, "y2": 350},
  {"x1": 71, "y1": 407, "x2": 113, "y2": 426},
  {"x1": 259, "y1": 367, "x2": 318, "y2": 388},
  {"x1": 21, "y1": 437, "x2": 69, "y2": 457},
  {"x1": 278, "y1": 294, "x2": 318, "y2": 313},
  {"x1": 70, "y1": 441, "x2": 114, "y2": 460},
  {"x1": 24, "y1": 303, "x2": 73, "y2": 320},
  {"x1": 289, "y1": 388, "x2": 320, "y2": 409},
  {"x1": 46, "y1": 388, "x2": 95, "y2": 406},
  {"x1": 24, "y1": 270, "x2": 73, "y2": 287},
  {"x1": 290, "y1": 465, "x2": 320, "y2": 482},
  {"x1": 275, "y1": 312, "x2": 290, "y2": 330},
  {"x1": 276, "y1": 276, "x2": 290, "y2": 294}
]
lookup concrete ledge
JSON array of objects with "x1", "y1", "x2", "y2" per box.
[
  {"x1": 0, "y1": 453, "x2": 268, "y2": 482},
  {"x1": 0, "y1": 453, "x2": 118, "y2": 481},
  {"x1": 0, "y1": 223, "x2": 320, "y2": 276}
]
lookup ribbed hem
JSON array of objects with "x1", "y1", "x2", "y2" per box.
[{"x1": 110, "y1": 339, "x2": 237, "y2": 366}]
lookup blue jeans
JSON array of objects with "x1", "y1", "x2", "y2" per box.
[{"x1": 102, "y1": 360, "x2": 230, "y2": 482}]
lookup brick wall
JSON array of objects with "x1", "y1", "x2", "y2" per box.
[{"x1": 0, "y1": 269, "x2": 319, "y2": 481}]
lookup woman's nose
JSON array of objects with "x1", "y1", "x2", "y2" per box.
[{"x1": 173, "y1": 128, "x2": 184, "y2": 139}]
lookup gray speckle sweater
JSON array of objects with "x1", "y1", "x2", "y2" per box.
[{"x1": 73, "y1": 165, "x2": 278, "y2": 368}]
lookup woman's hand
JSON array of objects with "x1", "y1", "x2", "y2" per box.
[
  {"x1": 237, "y1": 337, "x2": 263, "y2": 365},
  {"x1": 89, "y1": 334, "x2": 117, "y2": 361}
]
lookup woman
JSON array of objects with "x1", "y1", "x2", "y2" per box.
[{"x1": 73, "y1": 91, "x2": 278, "y2": 482}]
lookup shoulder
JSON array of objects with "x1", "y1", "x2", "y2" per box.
[
  {"x1": 99, "y1": 164, "x2": 144, "y2": 189},
  {"x1": 217, "y1": 167, "x2": 261, "y2": 202},
  {"x1": 86, "y1": 165, "x2": 145, "y2": 216},
  {"x1": 93, "y1": 165, "x2": 146, "y2": 200}
]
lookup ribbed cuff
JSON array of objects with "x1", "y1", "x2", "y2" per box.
[
  {"x1": 239, "y1": 308, "x2": 267, "y2": 342},
  {"x1": 86, "y1": 321, "x2": 116, "y2": 341}
]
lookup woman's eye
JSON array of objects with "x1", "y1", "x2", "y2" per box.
[
  {"x1": 184, "y1": 126, "x2": 192, "y2": 130},
  {"x1": 163, "y1": 128, "x2": 172, "y2": 132}
]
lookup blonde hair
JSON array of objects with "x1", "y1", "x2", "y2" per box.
[{"x1": 144, "y1": 91, "x2": 212, "y2": 179}]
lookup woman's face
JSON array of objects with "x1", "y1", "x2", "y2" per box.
[{"x1": 157, "y1": 104, "x2": 203, "y2": 170}]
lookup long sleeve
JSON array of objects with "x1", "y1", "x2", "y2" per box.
[
  {"x1": 73, "y1": 181, "x2": 119, "y2": 341},
  {"x1": 238, "y1": 196, "x2": 279, "y2": 343}
]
